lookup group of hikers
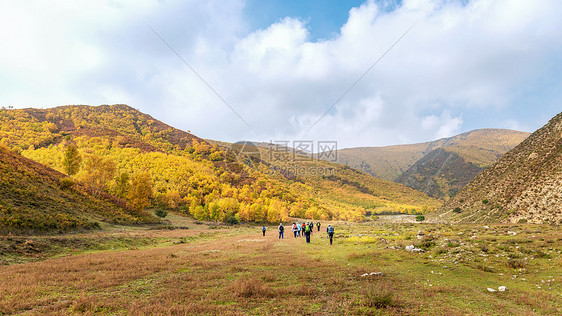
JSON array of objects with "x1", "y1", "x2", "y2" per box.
[{"x1": 261, "y1": 221, "x2": 335, "y2": 245}]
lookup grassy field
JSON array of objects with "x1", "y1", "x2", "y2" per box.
[{"x1": 1, "y1": 214, "x2": 561, "y2": 315}]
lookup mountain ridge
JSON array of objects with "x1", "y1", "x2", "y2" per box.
[{"x1": 334, "y1": 129, "x2": 529, "y2": 198}]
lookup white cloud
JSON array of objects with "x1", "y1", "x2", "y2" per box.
[{"x1": 1, "y1": 0, "x2": 561, "y2": 147}]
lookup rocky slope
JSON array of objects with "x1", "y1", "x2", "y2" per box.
[{"x1": 435, "y1": 112, "x2": 562, "y2": 224}]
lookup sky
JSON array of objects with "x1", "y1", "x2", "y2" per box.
[{"x1": 1, "y1": 0, "x2": 561, "y2": 149}]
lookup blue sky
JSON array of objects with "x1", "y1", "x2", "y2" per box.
[
  {"x1": 245, "y1": 0, "x2": 369, "y2": 41},
  {"x1": 0, "y1": 0, "x2": 561, "y2": 148}
]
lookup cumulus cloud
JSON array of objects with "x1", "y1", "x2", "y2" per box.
[{"x1": 1, "y1": 0, "x2": 561, "y2": 148}]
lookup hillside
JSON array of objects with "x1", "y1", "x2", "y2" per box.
[
  {"x1": 0, "y1": 144, "x2": 157, "y2": 234},
  {"x1": 336, "y1": 129, "x2": 529, "y2": 197},
  {"x1": 435, "y1": 112, "x2": 562, "y2": 224},
  {"x1": 0, "y1": 105, "x2": 441, "y2": 225},
  {"x1": 396, "y1": 148, "x2": 483, "y2": 198},
  {"x1": 226, "y1": 141, "x2": 442, "y2": 216}
]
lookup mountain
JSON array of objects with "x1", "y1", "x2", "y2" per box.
[
  {"x1": 0, "y1": 144, "x2": 157, "y2": 234},
  {"x1": 0, "y1": 104, "x2": 441, "y2": 225},
  {"x1": 435, "y1": 112, "x2": 562, "y2": 224},
  {"x1": 395, "y1": 148, "x2": 483, "y2": 198},
  {"x1": 335, "y1": 129, "x2": 529, "y2": 198}
]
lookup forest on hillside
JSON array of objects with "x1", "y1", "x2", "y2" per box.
[{"x1": 0, "y1": 105, "x2": 440, "y2": 227}]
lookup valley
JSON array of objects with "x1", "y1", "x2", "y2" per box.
[
  {"x1": 2, "y1": 1, "x2": 561, "y2": 315},
  {"x1": 1, "y1": 215, "x2": 560, "y2": 315},
  {"x1": 1, "y1": 105, "x2": 561, "y2": 315}
]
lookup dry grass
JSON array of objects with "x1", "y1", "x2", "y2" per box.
[
  {"x1": 0, "y1": 228, "x2": 358, "y2": 314},
  {"x1": 1, "y1": 222, "x2": 561, "y2": 315}
]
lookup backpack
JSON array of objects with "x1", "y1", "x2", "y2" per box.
[
  {"x1": 328, "y1": 226, "x2": 334, "y2": 234},
  {"x1": 279, "y1": 225, "x2": 284, "y2": 232},
  {"x1": 305, "y1": 224, "x2": 311, "y2": 233}
]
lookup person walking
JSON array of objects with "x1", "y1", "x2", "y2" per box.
[
  {"x1": 262, "y1": 225, "x2": 266, "y2": 236},
  {"x1": 327, "y1": 224, "x2": 334, "y2": 245},
  {"x1": 316, "y1": 221, "x2": 321, "y2": 232},
  {"x1": 304, "y1": 222, "x2": 311, "y2": 243},
  {"x1": 278, "y1": 223, "x2": 284, "y2": 239},
  {"x1": 292, "y1": 223, "x2": 298, "y2": 238},
  {"x1": 296, "y1": 222, "x2": 301, "y2": 237}
]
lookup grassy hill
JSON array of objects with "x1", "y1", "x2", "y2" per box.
[
  {"x1": 0, "y1": 105, "x2": 441, "y2": 227},
  {"x1": 335, "y1": 129, "x2": 529, "y2": 198},
  {"x1": 0, "y1": 144, "x2": 157, "y2": 234},
  {"x1": 435, "y1": 112, "x2": 562, "y2": 224}
]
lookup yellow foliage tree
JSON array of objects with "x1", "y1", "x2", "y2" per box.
[
  {"x1": 113, "y1": 172, "x2": 130, "y2": 201},
  {"x1": 128, "y1": 172, "x2": 153, "y2": 210},
  {"x1": 82, "y1": 154, "x2": 115, "y2": 197},
  {"x1": 62, "y1": 145, "x2": 82, "y2": 177},
  {"x1": 266, "y1": 203, "x2": 280, "y2": 223}
]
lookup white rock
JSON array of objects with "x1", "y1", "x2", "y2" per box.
[
  {"x1": 405, "y1": 245, "x2": 424, "y2": 253},
  {"x1": 487, "y1": 288, "x2": 497, "y2": 292},
  {"x1": 498, "y1": 286, "x2": 507, "y2": 292}
]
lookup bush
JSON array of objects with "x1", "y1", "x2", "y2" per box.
[
  {"x1": 417, "y1": 240, "x2": 436, "y2": 250},
  {"x1": 225, "y1": 215, "x2": 239, "y2": 225},
  {"x1": 363, "y1": 286, "x2": 398, "y2": 309},
  {"x1": 154, "y1": 209, "x2": 168, "y2": 218},
  {"x1": 506, "y1": 259, "x2": 526, "y2": 269},
  {"x1": 59, "y1": 177, "x2": 75, "y2": 190},
  {"x1": 453, "y1": 207, "x2": 462, "y2": 213},
  {"x1": 415, "y1": 215, "x2": 425, "y2": 222},
  {"x1": 482, "y1": 199, "x2": 489, "y2": 205}
]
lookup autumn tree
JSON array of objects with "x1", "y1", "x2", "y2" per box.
[
  {"x1": 82, "y1": 154, "x2": 116, "y2": 197},
  {"x1": 113, "y1": 172, "x2": 130, "y2": 202},
  {"x1": 193, "y1": 205, "x2": 207, "y2": 220},
  {"x1": 62, "y1": 145, "x2": 82, "y2": 177},
  {"x1": 208, "y1": 202, "x2": 222, "y2": 222},
  {"x1": 128, "y1": 172, "x2": 153, "y2": 210},
  {"x1": 266, "y1": 204, "x2": 280, "y2": 223}
]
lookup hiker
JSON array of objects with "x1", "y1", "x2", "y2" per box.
[
  {"x1": 278, "y1": 223, "x2": 284, "y2": 239},
  {"x1": 327, "y1": 224, "x2": 334, "y2": 245},
  {"x1": 262, "y1": 225, "x2": 266, "y2": 236},
  {"x1": 296, "y1": 222, "x2": 301, "y2": 237},
  {"x1": 304, "y1": 222, "x2": 311, "y2": 243},
  {"x1": 292, "y1": 223, "x2": 297, "y2": 238},
  {"x1": 316, "y1": 221, "x2": 321, "y2": 232}
]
